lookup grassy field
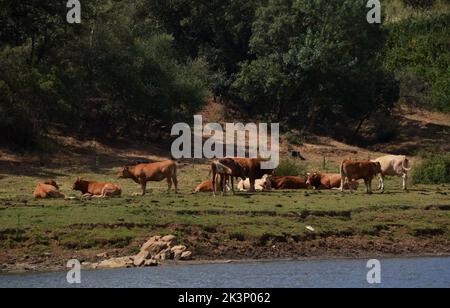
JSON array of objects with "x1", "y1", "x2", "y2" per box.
[{"x1": 0, "y1": 162, "x2": 449, "y2": 271}]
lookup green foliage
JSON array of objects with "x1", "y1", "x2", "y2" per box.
[
  {"x1": 233, "y1": 0, "x2": 399, "y2": 128},
  {"x1": 0, "y1": 1, "x2": 210, "y2": 147},
  {"x1": 412, "y1": 153, "x2": 450, "y2": 184},
  {"x1": 384, "y1": 11, "x2": 450, "y2": 112},
  {"x1": 141, "y1": 0, "x2": 260, "y2": 98},
  {"x1": 274, "y1": 159, "x2": 307, "y2": 177}
]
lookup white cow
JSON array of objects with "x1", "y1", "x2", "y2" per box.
[
  {"x1": 372, "y1": 155, "x2": 411, "y2": 191},
  {"x1": 238, "y1": 174, "x2": 271, "y2": 192}
]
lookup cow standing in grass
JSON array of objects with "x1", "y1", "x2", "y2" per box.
[
  {"x1": 372, "y1": 155, "x2": 411, "y2": 191},
  {"x1": 211, "y1": 158, "x2": 247, "y2": 196},
  {"x1": 118, "y1": 160, "x2": 178, "y2": 196},
  {"x1": 230, "y1": 158, "x2": 273, "y2": 192},
  {"x1": 340, "y1": 160, "x2": 382, "y2": 194}
]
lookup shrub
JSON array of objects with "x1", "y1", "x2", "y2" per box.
[
  {"x1": 412, "y1": 153, "x2": 450, "y2": 184},
  {"x1": 274, "y1": 159, "x2": 307, "y2": 177}
]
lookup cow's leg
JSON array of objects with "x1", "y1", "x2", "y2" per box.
[
  {"x1": 166, "y1": 177, "x2": 172, "y2": 194},
  {"x1": 173, "y1": 175, "x2": 178, "y2": 194},
  {"x1": 212, "y1": 171, "x2": 217, "y2": 197},
  {"x1": 340, "y1": 176, "x2": 346, "y2": 192},
  {"x1": 249, "y1": 178, "x2": 256, "y2": 193},
  {"x1": 221, "y1": 175, "x2": 226, "y2": 196},
  {"x1": 141, "y1": 181, "x2": 147, "y2": 196},
  {"x1": 231, "y1": 177, "x2": 235, "y2": 195},
  {"x1": 379, "y1": 175, "x2": 385, "y2": 192},
  {"x1": 82, "y1": 193, "x2": 93, "y2": 200},
  {"x1": 368, "y1": 179, "x2": 373, "y2": 194},
  {"x1": 403, "y1": 173, "x2": 408, "y2": 191}
]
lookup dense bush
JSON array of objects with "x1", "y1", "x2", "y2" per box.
[
  {"x1": 274, "y1": 159, "x2": 307, "y2": 177},
  {"x1": 233, "y1": 0, "x2": 399, "y2": 129},
  {"x1": 384, "y1": 12, "x2": 450, "y2": 112},
  {"x1": 412, "y1": 153, "x2": 450, "y2": 184},
  {"x1": 0, "y1": 1, "x2": 209, "y2": 147}
]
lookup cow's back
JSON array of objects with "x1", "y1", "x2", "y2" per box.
[
  {"x1": 139, "y1": 160, "x2": 176, "y2": 181},
  {"x1": 373, "y1": 155, "x2": 404, "y2": 175}
]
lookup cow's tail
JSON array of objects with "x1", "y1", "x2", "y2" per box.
[{"x1": 402, "y1": 158, "x2": 411, "y2": 172}]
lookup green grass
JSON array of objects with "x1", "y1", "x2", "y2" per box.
[{"x1": 0, "y1": 165, "x2": 449, "y2": 254}]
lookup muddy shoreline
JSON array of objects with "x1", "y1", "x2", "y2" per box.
[{"x1": 1, "y1": 236, "x2": 449, "y2": 275}]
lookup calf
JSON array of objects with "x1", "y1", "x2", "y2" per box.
[
  {"x1": 230, "y1": 158, "x2": 273, "y2": 192},
  {"x1": 372, "y1": 155, "x2": 411, "y2": 191},
  {"x1": 118, "y1": 160, "x2": 178, "y2": 195},
  {"x1": 340, "y1": 160, "x2": 382, "y2": 194},
  {"x1": 33, "y1": 181, "x2": 65, "y2": 199},
  {"x1": 238, "y1": 174, "x2": 272, "y2": 192},
  {"x1": 306, "y1": 173, "x2": 359, "y2": 191},
  {"x1": 211, "y1": 158, "x2": 247, "y2": 195},
  {"x1": 270, "y1": 176, "x2": 308, "y2": 190},
  {"x1": 193, "y1": 175, "x2": 230, "y2": 194},
  {"x1": 73, "y1": 178, "x2": 122, "y2": 198}
]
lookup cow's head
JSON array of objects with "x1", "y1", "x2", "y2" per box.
[
  {"x1": 117, "y1": 166, "x2": 133, "y2": 179},
  {"x1": 72, "y1": 177, "x2": 86, "y2": 191},
  {"x1": 306, "y1": 172, "x2": 321, "y2": 188},
  {"x1": 236, "y1": 164, "x2": 248, "y2": 181},
  {"x1": 44, "y1": 180, "x2": 60, "y2": 190},
  {"x1": 372, "y1": 162, "x2": 382, "y2": 175}
]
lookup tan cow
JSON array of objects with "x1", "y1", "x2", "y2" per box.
[
  {"x1": 211, "y1": 158, "x2": 247, "y2": 195},
  {"x1": 193, "y1": 175, "x2": 230, "y2": 194},
  {"x1": 372, "y1": 155, "x2": 411, "y2": 191},
  {"x1": 33, "y1": 181, "x2": 65, "y2": 199},
  {"x1": 340, "y1": 160, "x2": 382, "y2": 194},
  {"x1": 306, "y1": 173, "x2": 359, "y2": 191},
  {"x1": 237, "y1": 174, "x2": 272, "y2": 192},
  {"x1": 118, "y1": 160, "x2": 178, "y2": 196},
  {"x1": 73, "y1": 178, "x2": 122, "y2": 198}
]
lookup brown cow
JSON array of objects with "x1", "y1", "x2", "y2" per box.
[
  {"x1": 193, "y1": 175, "x2": 229, "y2": 194},
  {"x1": 211, "y1": 158, "x2": 247, "y2": 195},
  {"x1": 73, "y1": 178, "x2": 122, "y2": 198},
  {"x1": 340, "y1": 160, "x2": 382, "y2": 194},
  {"x1": 306, "y1": 173, "x2": 359, "y2": 191},
  {"x1": 33, "y1": 181, "x2": 65, "y2": 199},
  {"x1": 270, "y1": 176, "x2": 308, "y2": 190},
  {"x1": 117, "y1": 160, "x2": 178, "y2": 196},
  {"x1": 230, "y1": 158, "x2": 273, "y2": 192}
]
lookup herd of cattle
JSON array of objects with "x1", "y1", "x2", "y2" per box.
[{"x1": 33, "y1": 155, "x2": 411, "y2": 199}]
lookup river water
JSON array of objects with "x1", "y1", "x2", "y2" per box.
[{"x1": 0, "y1": 257, "x2": 449, "y2": 288}]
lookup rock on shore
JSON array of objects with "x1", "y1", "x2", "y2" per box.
[{"x1": 86, "y1": 235, "x2": 193, "y2": 270}]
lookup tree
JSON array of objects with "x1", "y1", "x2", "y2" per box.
[{"x1": 233, "y1": 0, "x2": 399, "y2": 133}]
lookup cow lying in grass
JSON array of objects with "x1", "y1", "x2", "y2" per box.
[
  {"x1": 269, "y1": 176, "x2": 308, "y2": 190},
  {"x1": 118, "y1": 160, "x2": 178, "y2": 196},
  {"x1": 73, "y1": 178, "x2": 122, "y2": 198},
  {"x1": 34, "y1": 181, "x2": 65, "y2": 199},
  {"x1": 306, "y1": 172, "x2": 359, "y2": 191},
  {"x1": 193, "y1": 175, "x2": 231, "y2": 194},
  {"x1": 237, "y1": 174, "x2": 272, "y2": 192}
]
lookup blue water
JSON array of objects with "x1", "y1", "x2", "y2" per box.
[{"x1": 0, "y1": 257, "x2": 449, "y2": 288}]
